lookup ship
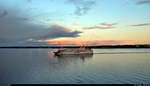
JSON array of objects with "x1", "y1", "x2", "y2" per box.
[{"x1": 53, "y1": 46, "x2": 93, "y2": 56}]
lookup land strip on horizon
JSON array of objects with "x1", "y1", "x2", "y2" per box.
[{"x1": 0, "y1": 45, "x2": 150, "y2": 48}]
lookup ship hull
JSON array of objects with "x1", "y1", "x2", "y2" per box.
[{"x1": 54, "y1": 48, "x2": 93, "y2": 56}]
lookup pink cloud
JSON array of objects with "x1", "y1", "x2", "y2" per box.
[
  {"x1": 72, "y1": 22, "x2": 81, "y2": 26},
  {"x1": 83, "y1": 22, "x2": 118, "y2": 30},
  {"x1": 129, "y1": 23, "x2": 150, "y2": 26},
  {"x1": 46, "y1": 40, "x2": 125, "y2": 46},
  {"x1": 100, "y1": 22, "x2": 118, "y2": 26},
  {"x1": 83, "y1": 26, "x2": 116, "y2": 30}
]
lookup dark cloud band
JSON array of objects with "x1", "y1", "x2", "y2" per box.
[
  {"x1": 0, "y1": 4, "x2": 82, "y2": 43},
  {"x1": 136, "y1": 0, "x2": 150, "y2": 4}
]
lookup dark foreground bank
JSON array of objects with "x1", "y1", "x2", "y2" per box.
[{"x1": 0, "y1": 45, "x2": 150, "y2": 48}]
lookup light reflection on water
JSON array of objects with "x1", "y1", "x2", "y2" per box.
[
  {"x1": 48, "y1": 54, "x2": 93, "y2": 70},
  {"x1": 0, "y1": 48, "x2": 150, "y2": 84}
]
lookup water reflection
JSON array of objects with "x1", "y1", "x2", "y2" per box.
[
  {"x1": 55, "y1": 54, "x2": 93, "y2": 62},
  {"x1": 1, "y1": 49, "x2": 150, "y2": 84},
  {"x1": 47, "y1": 53, "x2": 93, "y2": 71}
]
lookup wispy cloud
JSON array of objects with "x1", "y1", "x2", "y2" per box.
[
  {"x1": 72, "y1": 22, "x2": 81, "y2": 26},
  {"x1": 83, "y1": 26, "x2": 116, "y2": 30},
  {"x1": 100, "y1": 22, "x2": 118, "y2": 26},
  {"x1": 83, "y1": 22, "x2": 118, "y2": 30},
  {"x1": 66, "y1": 0, "x2": 97, "y2": 16},
  {"x1": 46, "y1": 40, "x2": 124, "y2": 45},
  {"x1": 25, "y1": 0, "x2": 32, "y2": 3},
  {"x1": 129, "y1": 23, "x2": 150, "y2": 26},
  {"x1": 136, "y1": 0, "x2": 150, "y2": 4}
]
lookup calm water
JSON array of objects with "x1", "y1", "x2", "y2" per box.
[{"x1": 0, "y1": 48, "x2": 150, "y2": 84}]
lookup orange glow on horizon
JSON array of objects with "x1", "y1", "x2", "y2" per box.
[
  {"x1": 46, "y1": 40, "x2": 128, "y2": 46},
  {"x1": 45, "y1": 39, "x2": 150, "y2": 46}
]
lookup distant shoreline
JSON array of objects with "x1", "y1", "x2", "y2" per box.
[{"x1": 0, "y1": 45, "x2": 150, "y2": 48}]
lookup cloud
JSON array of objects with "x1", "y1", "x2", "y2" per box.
[
  {"x1": 100, "y1": 22, "x2": 118, "y2": 26},
  {"x1": 32, "y1": 24, "x2": 82, "y2": 40},
  {"x1": 0, "y1": 5, "x2": 82, "y2": 44},
  {"x1": 0, "y1": 10, "x2": 8, "y2": 17},
  {"x1": 83, "y1": 26, "x2": 116, "y2": 30},
  {"x1": 46, "y1": 40, "x2": 124, "y2": 45},
  {"x1": 72, "y1": 22, "x2": 81, "y2": 26},
  {"x1": 136, "y1": 0, "x2": 150, "y2": 4},
  {"x1": 83, "y1": 22, "x2": 118, "y2": 30},
  {"x1": 66, "y1": 0, "x2": 97, "y2": 16},
  {"x1": 24, "y1": 0, "x2": 32, "y2": 3},
  {"x1": 27, "y1": 0, "x2": 32, "y2": 2},
  {"x1": 129, "y1": 23, "x2": 150, "y2": 26},
  {"x1": 90, "y1": 40, "x2": 123, "y2": 45}
]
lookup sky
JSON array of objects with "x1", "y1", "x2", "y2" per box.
[{"x1": 0, "y1": 0, "x2": 150, "y2": 46}]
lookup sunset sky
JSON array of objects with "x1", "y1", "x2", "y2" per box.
[{"x1": 0, "y1": 0, "x2": 150, "y2": 46}]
